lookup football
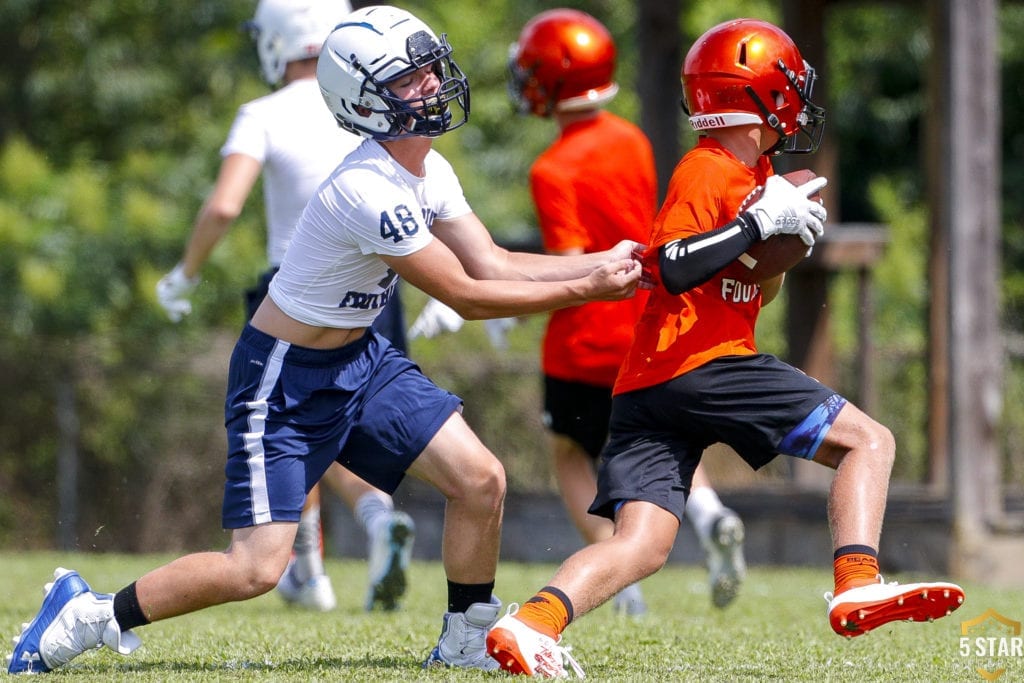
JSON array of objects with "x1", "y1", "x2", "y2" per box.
[{"x1": 733, "y1": 169, "x2": 820, "y2": 284}]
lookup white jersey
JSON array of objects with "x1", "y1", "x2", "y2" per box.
[
  {"x1": 269, "y1": 138, "x2": 472, "y2": 328},
  {"x1": 220, "y1": 78, "x2": 361, "y2": 266}
]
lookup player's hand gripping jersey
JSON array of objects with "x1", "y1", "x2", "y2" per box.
[{"x1": 614, "y1": 138, "x2": 774, "y2": 395}]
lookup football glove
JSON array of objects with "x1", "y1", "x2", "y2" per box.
[
  {"x1": 156, "y1": 263, "x2": 199, "y2": 322},
  {"x1": 745, "y1": 175, "x2": 828, "y2": 247}
]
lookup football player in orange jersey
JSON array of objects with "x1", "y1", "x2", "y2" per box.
[
  {"x1": 488, "y1": 17, "x2": 964, "y2": 678},
  {"x1": 507, "y1": 9, "x2": 748, "y2": 616}
]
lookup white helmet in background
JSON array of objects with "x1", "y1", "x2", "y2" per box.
[
  {"x1": 317, "y1": 5, "x2": 470, "y2": 140},
  {"x1": 248, "y1": 0, "x2": 353, "y2": 86}
]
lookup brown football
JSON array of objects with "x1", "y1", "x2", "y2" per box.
[{"x1": 734, "y1": 169, "x2": 820, "y2": 284}]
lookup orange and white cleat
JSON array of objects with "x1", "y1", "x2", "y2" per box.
[
  {"x1": 825, "y1": 576, "x2": 965, "y2": 637},
  {"x1": 486, "y1": 605, "x2": 585, "y2": 678}
]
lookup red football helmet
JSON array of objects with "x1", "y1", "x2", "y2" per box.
[
  {"x1": 508, "y1": 9, "x2": 619, "y2": 117},
  {"x1": 682, "y1": 18, "x2": 825, "y2": 154}
]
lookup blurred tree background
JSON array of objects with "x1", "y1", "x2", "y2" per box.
[{"x1": 0, "y1": 0, "x2": 1022, "y2": 552}]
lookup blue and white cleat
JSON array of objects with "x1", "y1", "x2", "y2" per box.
[
  {"x1": 706, "y1": 510, "x2": 746, "y2": 609},
  {"x1": 276, "y1": 560, "x2": 337, "y2": 612},
  {"x1": 6, "y1": 567, "x2": 140, "y2": 674}
]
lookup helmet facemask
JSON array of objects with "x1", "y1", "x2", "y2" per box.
[
  {"x1": 506, "y1": 48, "x2": 540, "y2": 116},
  {"x1": 359, "y1": 31, "x2": 470, "y2": 138},
  {"x1": 506, "y1": 51, "x2": 559, "y2": 117},
  {"x1": 749, "y1": 59, "x2": 825, "y2": 155},
  {"x1": 320, "y1": 12, "x2": 470, "y2": 142}
]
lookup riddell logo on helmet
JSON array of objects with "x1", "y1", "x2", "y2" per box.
[{"x1": 691, "y1": 114, "x2": 728, "y2": 130}]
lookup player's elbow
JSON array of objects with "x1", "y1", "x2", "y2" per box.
[
  {"x1": 447, "y1": 300, "x2": 487, "y2": 321},
  {"x1": 202, "y1": 198, "x2": 243, "y2": 226}
]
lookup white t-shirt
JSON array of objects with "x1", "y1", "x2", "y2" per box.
[
  {"x1": 220, "y1": 78, "x2": 361, "y2": 266},
  {"x1": 269, "y1": 138, "x2": 473, "y2": 328}
]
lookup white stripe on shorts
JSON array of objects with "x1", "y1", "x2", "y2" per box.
[{"x1": 243, "y1": 339, "x2": 289, "y2": 525}]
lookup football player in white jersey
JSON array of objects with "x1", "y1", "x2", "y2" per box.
[
  {"x1": 153, "y1": 0, "x2": 416, "y2": 614},
  {"x1": 6, "y1": 5, "x2": 647, "y2": 675}
]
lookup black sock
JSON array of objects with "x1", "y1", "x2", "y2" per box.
[
  {"x1": 113, "y1": 582, "x2": 150, "y2": 631},
  {"x1": 446, "y1": 580, "x2": 495, "y2": 613},
  {"x1": 833, "y1": 544, "x2": 878, "y2": 560},
  {"x1": 531, "y1": 585, "x2": 574, "y2": 625}
]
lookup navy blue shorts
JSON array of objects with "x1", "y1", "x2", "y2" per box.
[
  {"x1": 542, "y1": 375, "x2": 613, "y2": 460},
  {"x1": 221, "y1": 325, "x2": 462, "y2": 529},
  {"x1": 590, "y1": 353, "x2": 846, "y2": 522}
]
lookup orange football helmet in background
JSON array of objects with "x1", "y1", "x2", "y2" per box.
[{"x1": 508, "y1": 8, "x2": 619, "y2": 117}]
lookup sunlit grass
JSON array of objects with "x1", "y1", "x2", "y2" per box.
[{"x1": 1, "y1": 552, "x2": 1020, "y2": 681}]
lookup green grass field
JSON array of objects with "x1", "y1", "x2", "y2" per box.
[{"x1": 2, "y1": 552, "x2": 1021, "y2": 681}]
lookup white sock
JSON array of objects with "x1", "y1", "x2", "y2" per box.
[
  {"x1": 354, "y1": 490, "x2": 394, "y2": 534},
  {"x1": 292, "y1": 504, "x2": 325, "y2": 582},
  {"x1": 685, "y1": 486, "x2": 726, "y2": 544}
]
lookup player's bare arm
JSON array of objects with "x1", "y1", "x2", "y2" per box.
[
  {"x1": 431, "y1": 212, "x2": 644, "y2": 283},
  {"x1": 180, "y1": 153, "x2": 263, "y2": 278},
  {"x1": 383, "y1": 237, "x2": 640, "y2": 320}
]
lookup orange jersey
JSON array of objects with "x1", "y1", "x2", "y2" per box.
[
  {"x1": 614, "y1": 137, "x2": 774, "y2": 395},
  {"x1": 532, "y1": 111, "x2": 656, "y2": 386}
]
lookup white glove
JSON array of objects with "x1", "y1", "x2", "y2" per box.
[
  {"x1": 155, "y1": 263, "x2": 199, "y2": 322},
  {"x1": 408, "y1": 297, "x2": 465, "y2": 339},
  {"x1": 484, "y1": 317, "x2": 516, "y2": 351},
  {"x1": 745, "y1": 175, "x2": 828, "y2": 246}
]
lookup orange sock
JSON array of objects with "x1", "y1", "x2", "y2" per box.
[
  {"x1": 833, "y1": 552, "x2": 880, "y2": 594},
  {"x1": 514, "y1": 588, "x2": 572, "y2": 639}
]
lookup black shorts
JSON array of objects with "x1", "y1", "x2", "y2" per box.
[
  {"x1": 542, "y1": 375, "x2": 613, "y2": 459},
  {"x1": 590, "y1": 353, "x2": 844, "y2": 522}
]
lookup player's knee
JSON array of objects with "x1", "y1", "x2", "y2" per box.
[
  {"x1": 456, "y1": 455, "x2": 506, "y2": 513},
  {"x1": 229, "y1": 562, "x2": 285, "y2": 599},
  {"x1": 639, "y1": 548, "x2": 671, "y2": 576},
  {"x1": 616, "y1": 527, "x2": 673, "y2": 573},
  {"x1": 871, "y1": 423, "x2": 896, "y2": 469},
  {"x1": 645, "y1": 536, "x2": 674, "y2": 572},
  {"x1": 252, "y1": 568, "x2": 284, "y2": 597},
  {"x1": 857, "y1": 417, "x2": 895, "y2": 467},
  {"x1": 225, "y1": 544, "x2": 292, "y2": 598}
]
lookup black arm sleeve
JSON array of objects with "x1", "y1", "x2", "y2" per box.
[{"x1": 658, "y1": 213, "x2": 762, "y2": 295}]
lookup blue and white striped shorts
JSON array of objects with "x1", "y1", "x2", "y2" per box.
[{"x1": 221, "y1": 324, "x2": 462, "y2": 529}]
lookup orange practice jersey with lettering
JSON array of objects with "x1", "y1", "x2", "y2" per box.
[
  {"x1": 614, "y1": 137, "x2": 774, "y2": 395},
  {"x1": 531, "y1": 111, "x2": 655, "y2": 386}
]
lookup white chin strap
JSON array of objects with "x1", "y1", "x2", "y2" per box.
[{"x1": 688, "y1": 111, "x2": 763, "y2": 132}]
